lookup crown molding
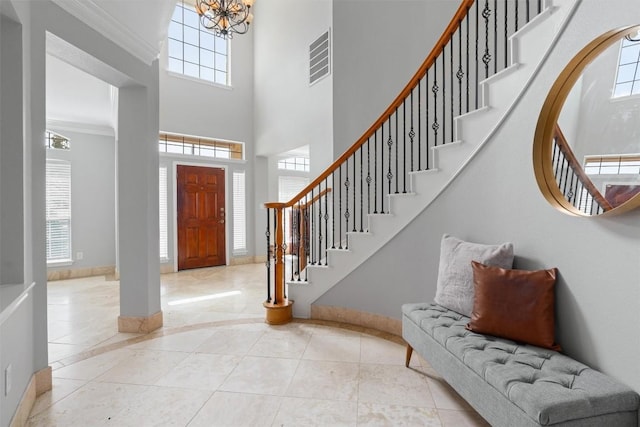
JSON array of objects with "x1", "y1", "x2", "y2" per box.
[
  {"x1": 47, "y1": 120, "x2": 115, "y2": 137},
  {"x1": 51, "y1": 0, "x2": 160, "y2": 66}
]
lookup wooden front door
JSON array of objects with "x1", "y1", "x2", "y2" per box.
[{"x1": 177, "y1": 165, "x2": 226, "y2": 270}]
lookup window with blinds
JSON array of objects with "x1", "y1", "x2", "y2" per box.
[
  {"x1": 233, "y1": 171, "x2": 247, "y2": 254},
  {"x1": 159, "y1": 166, "x2": 169, "y2": 260},
  {"x1": 46, "y1": 159, "x2": 72, "y2": 263},
  {"x1": 278, "y1": 176, "x2": 310, "y2": 202}
]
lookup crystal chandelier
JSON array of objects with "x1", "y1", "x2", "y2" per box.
[{"x1": 194, "y1": 0, "x2": 255, "y2": 39}]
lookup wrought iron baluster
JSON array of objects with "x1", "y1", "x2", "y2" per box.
[
  {"x1": 317, "y1": 184, "x2": 322, "y2": 265},
  {"x1": 265, "y1": 209, "x2": 271, "y2": 302},
  {"x1": 504, "y1": 0, "x2": 508, "y2": 69},
  {"x1": 338, "y1": 165, "x2": 343, "y2": 249},
  {"x1": 418, "y1": 79, "x2": 422, "y2": 171},
  {"x1": 410, "y1": 91, "x2": 415, "y2": 173},
  {"x1": 387, "y1": 118, "x2": 394, "y2": 198},
  {"x1": 303, "y1": 197, "x2": 309, "y2": 282},
  {"x1": 331, "y1": 171, "x2": 336, "y2": 249},
  {"x1": 442, "y1": 48, "x2": 446, "y2": 146},
  {"x1": 475, "y1": 0, "x2": 479, "y2": 109},
  {"x1": 432, "y1": 61, "x2": 440, "y2": 147},
  {"x1": 344, "y1": 161, "x2": 350, "y2": 248},
  {"x1": 466, "y1": 10, "x2": 470, "y2": 113},
  {"x1": 367, "y1": 138, "x2": 371, "y2": 217},
  {"x1": 561, "y1": 158, "x2": 571, "y2": 197},
  {"x1": 526, "y1": 0, "x2": 530, "y2": 24},
  {"x1": 381, "y1": 124, "x2": 385, "y2": 213},
  {"x1": 324, "y1": 177, "x2": 329, "y2": 264},
  {"x1": 494, "y1": 0, "x2": 498, "y2": 75},
  {"x1": 310, "y1": 189, "x2": 315, "y2": 265},
  {"x1": 374, "y1": 131, "x2": 378, "y2": 213},
  {"x1": 450, "y1": 37, "x2": 454, "y2": 143},
  {"x1": 395, "y1": 109, "x2": 399, "y2": 194},
  {"x1": 483, "y1": 0, "x2": 492, "y2": 79},
  {"x1": 515, "y1": 0, "x2": 519, "y2": 32},
  {"x1": 295, "y1": 203, "x2": 301, "y2": 281},
  {"x1": 458, "y1": 23, "x2": 464, "y2": 116},
  {"x1": 552, "y1": 138, "x2": 559, "y2": 173},
  {"x1": 352, "y1": 154, "x2": 357, "y2": 232},
  {"x1": 403, "y1": 100, "x2": 407, "y2": 193},
  {"x1": 577, "y1": 182, "x2": 585, "y2": 214},
  {"x1": 426, "y1": 69, "x2": 431, "y2": 167},
  {"x1": 568, "y1": 173, "x2": 578, "y2": 206},
  {"x1": 360, "y1": 148, "x2": 364, "y2": 231}
]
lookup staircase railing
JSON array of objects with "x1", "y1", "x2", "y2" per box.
[
  {"x1": 263, "y1": 0, "x2": 546, "y2": 324},
  {"x1": 552, "y1": 125, "x2": 613, "y2": 215}
]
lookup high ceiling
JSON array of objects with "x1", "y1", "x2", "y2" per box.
[
  {"x1": 52, "y1": 0, "x2": 176, "y2": 65},
  {"x1": 46, "y1": 54, "x2": 115, "y2": 130},
  {"x1": 47, "y1": 0, "x2": 177, "y2": 129}
]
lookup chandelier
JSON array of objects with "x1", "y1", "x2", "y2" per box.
[{"x1": 194, "y1": 0, "x2": 255, "y2": 39}]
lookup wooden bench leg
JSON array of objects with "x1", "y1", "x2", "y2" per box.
[{"x1": 405, "y1": 344, "x2": 413, "y2": 367}]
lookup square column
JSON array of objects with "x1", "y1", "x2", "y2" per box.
[{"x1": 116, "y1": 84, "x2": 162, "y2": 333}]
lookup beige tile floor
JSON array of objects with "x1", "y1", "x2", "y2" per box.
[{"x1": 29, "y1": 263, "x2": 489, "y2": 426}]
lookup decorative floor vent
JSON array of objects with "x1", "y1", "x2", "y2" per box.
[{"x1": 309, "y1": 30, "x2": 330, "y2": 85}]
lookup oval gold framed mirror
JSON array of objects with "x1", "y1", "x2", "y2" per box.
[{"x1": 533, "y1": 26, "x2": 640, "y2": 217}]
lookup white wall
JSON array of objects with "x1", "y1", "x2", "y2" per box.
[
  {"x1": 253, "y1": 0, "x2": 333, "y2": 176},
  {"x1": 159, "y1": 13, "x2": 256, "y2": 261},
  {"x1": 575, "y1": 37, "x2": 640, "y2": 158},
  {"x1": 332, "y1": 0, "x2": 459, "y2": 156},
  {"x1": 0, "y1": 0, "x2": 162, "y2": 424},
  {"x1": 317, "y1": 0, "x2": 640, "y2": 393},
  {"x1": 45, "y1": 129, "x2": 116, "y2": 271},
  {"x1": 159, "y1": 36, "x2": 254, "y2": 144}
]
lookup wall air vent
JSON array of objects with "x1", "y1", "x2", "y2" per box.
[{"x1": 309, "y1": 30, "x2": 331, "y2": 85}]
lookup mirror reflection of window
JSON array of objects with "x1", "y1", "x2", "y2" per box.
[
  {"x1": 613, "y1": 32, "x2": 640, "y2": 98},
  {"x1": 534, "y1": 26, "x2": 640, "y2": 216}
]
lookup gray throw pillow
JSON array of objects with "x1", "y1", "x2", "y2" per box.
[{"x1": 434, "y1": 234, "x2": 514, "y2": 316}]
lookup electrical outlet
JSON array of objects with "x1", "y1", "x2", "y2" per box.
[
  {"x1": 5, "y1": 364, "x2": 12, "y2": 396},
  {"x1": 76, "y1": 251, "x2": 83, "y2": 260}
]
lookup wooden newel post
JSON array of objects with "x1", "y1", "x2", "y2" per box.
[{"x1": 263, "y1": 203, "x2": 293, "y2": 324}]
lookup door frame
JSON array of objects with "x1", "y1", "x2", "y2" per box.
[{"x1": 172, "y1": 160, "x2": 229, "y2": 272}]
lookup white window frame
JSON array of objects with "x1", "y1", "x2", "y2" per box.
[
  {"x1": 167, "y1": 0, "x2": 231, "y2": 86},
  {"x1": 278, "y1": 156, "x2": 310, "y2": 172},
  {"x1": 46, "y1": 159, "x2": 72, "y2": 265},
  {"x1": 613, "y1": 35, "x2": 640, "y2": 98},
  {"x1": 159, "y1": 132, "x2": 244, "y2": 161}
]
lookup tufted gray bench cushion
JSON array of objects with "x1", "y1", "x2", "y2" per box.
[{"x1": 402, "y1": 302, "x2": 640, "y2": 427}]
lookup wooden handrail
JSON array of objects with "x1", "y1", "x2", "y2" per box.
[
  {"x1": 293, "y1": 188, "x2": 332, "y2": 209},
  {"x1": 553, "y1": 125, "x2": 613, "y2": 211},
  {"x1": 265, "y1": 0, "x2": 475, "y2": 210}
]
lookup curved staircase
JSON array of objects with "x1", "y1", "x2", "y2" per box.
[{"x1": 264, "y1": 0, "x2": 580, "y2": 321}]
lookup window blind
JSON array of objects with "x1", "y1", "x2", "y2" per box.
[
  {"x1": 233, "y1": 171, "x2": 247, "y2": 254},
  {"x1": 159, "y1": 166, "x2": 169, "y2": 260},
  {"x1": 278, "y1": 176, "x2": 309, "y2": 202},
  {"x1": 46, "y1": 159, "x2": 72, "y2": 262}
]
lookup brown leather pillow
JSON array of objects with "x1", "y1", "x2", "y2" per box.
[{"x1": 466, "y1": 261, "x2": 561, "y2": 351}]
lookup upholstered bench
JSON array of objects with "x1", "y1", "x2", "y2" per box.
[{"x1": 403, "y1": 303, "x2": 640, "y2": 427}]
